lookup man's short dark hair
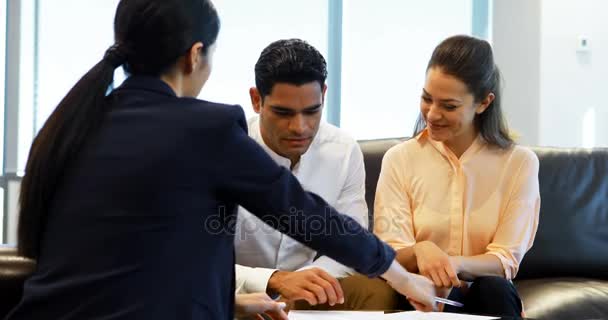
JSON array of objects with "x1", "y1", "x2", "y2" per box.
[{"x1": 254, "y1": 39, "x2": 328, "y2": 98}]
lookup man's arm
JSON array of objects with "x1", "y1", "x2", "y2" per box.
[
  {"x1": 236, "y1": 264, "x2": 346, "y2": 306},
  {"x1": 267, "y1": 268, "x2": 344, "y2": 306},
  {"x1": 235, "y1": 264, "x2": 278, "y2": 294}
]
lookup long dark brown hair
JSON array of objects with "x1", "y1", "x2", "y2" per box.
[{"x1": 414, "y1": 35, "x2": 513, "y2": 149}]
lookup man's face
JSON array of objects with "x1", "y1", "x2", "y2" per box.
[{"x1": 250, "y1": 82, "x2": 326, "y2": 166}]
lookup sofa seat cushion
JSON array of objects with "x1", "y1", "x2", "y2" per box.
[{"x1": 515, "y1": 278, "x2": 608, "y2": 320}]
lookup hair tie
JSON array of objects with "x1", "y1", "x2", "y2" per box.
[{"x1": 104, "y1": 44, "x2": 127, "y2": 68}]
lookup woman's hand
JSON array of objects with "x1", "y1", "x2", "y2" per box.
[
  {"x1": 382, "y1": 260, "x2": 437, "y2": 311},
  {"x1": 234, "y1": 292, "x2": 288, "y2": 320},
  {"x1": 414, "y1": 241, "x2": 460, "y2": 288},
  {"x1": 398, "y1": 272, "x2": 439, "y2": 312}
]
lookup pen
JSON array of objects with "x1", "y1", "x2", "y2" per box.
[
  {"x1": 434, "y1": 296, "x2": 464, "y2": 307},
  {"x1": 272, "y1": 295, "x2": 287, "y2": 309}
]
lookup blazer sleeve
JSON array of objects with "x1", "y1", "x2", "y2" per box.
[{"x1": 210, "y1": 106, "x2": 395, "y2": 278}]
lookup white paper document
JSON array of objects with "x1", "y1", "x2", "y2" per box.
[
  {"x1": 382, "y1": 311, "x2": 498, "y2": 320},
  {"x1": 288, "y1": 311, "x2": 384, "y2": 320},
  {"x1": 288, "y1": 310, "x2": 498, "y2": 320}
]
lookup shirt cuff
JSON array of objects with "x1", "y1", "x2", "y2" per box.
[
  {"x1": 295, "y1": 264, "x2": 325, "y2": 272},
  {"x1": 304, "y1": 256, "x2": 356, "y2": 278},
  {"x1": 243, "y1": 267, "x2": 278, "y2": 294}
]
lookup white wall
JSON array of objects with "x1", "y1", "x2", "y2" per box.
[
  {"x1": 492, "y1": 0, "x2": 541, "y2": 146},
  {"x1": 492, "y1": 0, "x2": 608, "y2": 148},
  {"x1": 539, "y1": 0, "x2": 608, "y2": 147}
]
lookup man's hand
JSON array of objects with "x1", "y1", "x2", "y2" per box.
[
  {"x1": 267, "y1": 268, "x2": 344, "y2": 306},
  {"x1": 234, "y1": 293, "x2": 288, "y2": 320},
  {"x1": 414, "y1": 241, "x2": 460, "y2": 288}
]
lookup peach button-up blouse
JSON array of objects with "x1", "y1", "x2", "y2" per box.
[{"x1": 374, "y1": 130, "x2": 540, "y2": 279}]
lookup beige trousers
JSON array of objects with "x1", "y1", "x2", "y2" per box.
[{"x1": 292, "y1": 274, "x2": 405, "y2": 311}]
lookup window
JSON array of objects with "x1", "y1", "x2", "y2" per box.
[
  {"x1": 202, "y1": 0, "x2": 328, "y2": 119},
  {"x1": 339, "y1": 0, "x2": 473, "y2": 140},
  {"x1": 34, "y1": 0, "x2": 329, "y2": 135},
  {"x1": 3, "y1": 0, "x2": 486, "y2": 243},
  {"x1": 0, "y1": 1, "x2": 5, "y2": 241},
  {"x1": 19, "y1": 0, "x2": 120, "y2": 173},
  {"x1": 35, "y1": 0, "x2": 121, "y2": 130},
  {"x1": 16, "y1": 0, "x2": 35, "y2": 175}
]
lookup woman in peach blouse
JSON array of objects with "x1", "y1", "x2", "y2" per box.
[{"x1": 374, "y1": 35, "x2": 540, "y2": 317}]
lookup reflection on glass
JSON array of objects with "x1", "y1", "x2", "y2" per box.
[{"x1": 0, "y1": 2, "x2": 6, "y2": 173}]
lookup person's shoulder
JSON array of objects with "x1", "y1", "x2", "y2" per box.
[
  {"x1": 488, "y1": 144, "x2": 539, "y2": 172},
  {"x1": 385, "y1": 138, "x2": 420, "y2": 157},
  {"x1": 315, "y1": 122, "x2": 358, "y2": 148},
  {"x1": 178, "y1": 98, "x2": 246, "y2": 130},
  {"x1": 181, "y1": 98, "x2": 243, "y2": 120},
  {"x1": 510, "y1": 144, "x2": 540, "y2": 167}
]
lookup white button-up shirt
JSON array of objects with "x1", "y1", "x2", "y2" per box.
[{"x1": 235, "y1": 116, "x2": 368, "y2": 294}]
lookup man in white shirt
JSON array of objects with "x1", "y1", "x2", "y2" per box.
[{"x1": 234, "y1": 39, "x2": 372, "y2": 308}]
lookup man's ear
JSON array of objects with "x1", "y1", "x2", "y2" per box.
[
  {"x1": 249, "y1": 87, "x2": 263, "y2": 114},
  {"x1": 321, "y1": 84, "x2": 328, "y2": 103},
  {"x1": 184, "y1": 42, "x2": 204, "y2": 74}
]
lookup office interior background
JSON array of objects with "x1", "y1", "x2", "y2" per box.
[{"x1": 1, "y1": 0, "x2": 606, "y2": 243}]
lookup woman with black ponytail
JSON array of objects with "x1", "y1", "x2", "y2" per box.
[{"x1": 8, "y1": 1, "x2": 435, "y2": 319}]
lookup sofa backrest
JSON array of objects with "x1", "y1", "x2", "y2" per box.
[
  {"x1": 0, "y1": 245, "x2": 35, "y2": 318},
  {"x1": 359, "y1": 138, "x2": 608, "y2": 280},
  {"x1": 359, "y1": 138, "x2": 406, "y2": 229},
  {"x1": 519, "y1": 146, "x2": 608, "y2": 279}
]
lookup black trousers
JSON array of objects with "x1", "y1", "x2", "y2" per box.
[{"x1": 443, "y1": 276, "x2": 523, "y2": 317}]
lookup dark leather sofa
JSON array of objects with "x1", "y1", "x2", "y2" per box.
[
  {"x1": 1, "y1": 139, "x2": 607, "y2": 320},
  {"x1": 0, "y1": 245, "x2": 34, "y2": 318},
  {"x1": 360, "y1": 138, "x2": 608, "y2": 320}
]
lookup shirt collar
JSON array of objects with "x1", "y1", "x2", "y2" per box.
[
  {"x1": 416, "y1": 128, "x2": 485, "y2": 163},
  {"x1": 248, "y1": 116, "x2": 318, "y2": 172},
  {"x1": 248, "y1": 117, "x2": 296, "y2": 170},
  {"x1": 414, "y1": 128, "x2": 429, "y2": 141},
  {"x1": 115, "y1": 75, "x2": 177, "y2": 98}
]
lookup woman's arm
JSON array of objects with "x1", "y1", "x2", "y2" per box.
[
  {"x1": 381, "y1": 260, "x2": 436, "y2": 311},
  {"x1": 213, "y1": 108, "x2": 436, "y2": 311},
  {"x1": 373, "y1": 146, "x2": 418, "y2": 264},
  {"x1": 234, "y1": 293, "x2": 288, "y2": 320},
  {"x1": 450, "y1": 254, "x2": 504, "y2": 281},
  {"x1": 395, "y1": 245, "x2": 418, "y2": 273},
  {"x1": 374, "y1": 147, "x2": 459, "y2": 289},
  {"x1": 211, "y1": 107, "x2": 394, "y2": 278},
  {"x1": 456, "y1": 149, "x2": 541, "y2": 280}
]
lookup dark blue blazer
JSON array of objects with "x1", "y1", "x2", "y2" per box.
[{"x1": 6, "y1": 76, "x2": 395, "y2": 319}]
